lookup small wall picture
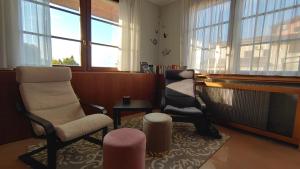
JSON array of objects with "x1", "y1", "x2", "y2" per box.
[{"x1": 140, "y1": 62, "x2": 149, "y2": 73}]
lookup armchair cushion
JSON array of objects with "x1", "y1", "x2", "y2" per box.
[
  {"x1": 165, "y1": 79, "x2": 196, "y2": 108},
  {"x1": 16, "y1": 66, "x2": 113, "y2": 139},
  {"x1": 55, "y1": 114, "x2": 113, "y2": 142},
  {"x1": 16, "y1": 66, "x2": 72, "y2": 83},
  {"x1": 166, "y1": 79, "x2": 194, "y2": 98},
  {"x1": 19, "y1": 81, "x2": 85, "y2": 136}
]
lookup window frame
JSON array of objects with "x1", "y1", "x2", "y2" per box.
[
  {"x1": 22, "y1": 0, "x2": 85, "y2": 70},
  {"x1": 23, "y1": 0, "x2": 120, "y2": 72},
  {"x1": 195, "y1": 0, "x2": 300, "y2": 76},
  {"x1": 50, "y1": 4, "x2": 83, "y2": 71},
  {"x1": 78, "y1": 0, "x2": 121, "y2": 71},
  {"x1": 193, "y1": 0, "x2": 232, "y2": 72},
  {"x1": 236, "y1": 0, "x2": 300, "y2": 74},
  {"x1": 89, "y1": 11, "x2": 121, "y2": 71}
]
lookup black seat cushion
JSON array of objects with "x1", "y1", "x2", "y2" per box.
[
  {"x1": 165, "y1": 94, "x2": 196, "y2": 108},
  {"x1": 164, "y1": 105, "x2": 203, "y2": 116}
]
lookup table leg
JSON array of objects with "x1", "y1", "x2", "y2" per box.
[
  {"x1": 146, "y1": 109, "x2": 152, "y2": 114},
  {"x1": 118, "y1": 112, "x2": 121, "y2": 126},
  {"x1": 113, "y1": 110, "x2": 118, "y2": 129}
]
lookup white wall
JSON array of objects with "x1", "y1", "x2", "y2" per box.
[
  {"x1": 140, "y1": 0, "x2": 160, "y2": 65},
  {"x1": 139, "y1": 0, "x2": 181, "y2": 66},
  {"x1": 158, "y1": 0, "x2": 181, "y2": 65}
]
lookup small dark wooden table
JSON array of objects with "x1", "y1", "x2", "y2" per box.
[{"x1": 113, "y1": 100, "x2": 153, "y2": 129}]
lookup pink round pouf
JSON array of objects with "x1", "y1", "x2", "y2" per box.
[{"x1": 103, "y1": 128, "x2": 146, "y2": 169}]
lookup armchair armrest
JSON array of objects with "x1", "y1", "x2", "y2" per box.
[
  {"x1": 26, "y1": 113, "x2": 55, "y2": 135},
  {"x1": 88, "y1": 104, "x2": 108, "y2": 114},
  {"x1": 80, "y1": 100, "x2": 108, "y2": 114},
  {"x1": 196, "y1": 95, "x2": 206, "y2": 110},
  {"x1": 16, "y1": 100, "x2": 55, "y2": 135},
  {"x1": 160, "y1": 89, "x2": 166, "y2": 112}
]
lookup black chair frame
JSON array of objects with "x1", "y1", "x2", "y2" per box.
[
  {"x1": 160, "y1": 69, "x2": 210, "y2": 133},
  {"x1": 17, "y1": 96, "x2": 109, "y2": 169}
]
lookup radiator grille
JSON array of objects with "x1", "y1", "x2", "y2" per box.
[
  {"x1": 200, "y1": 87, "x2": 270, "y2": 130},
  {"x1": 199, "y1": 86, "x2": 297, "y2": 136}
]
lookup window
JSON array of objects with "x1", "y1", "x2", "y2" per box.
[
  {"x1": 50, "y1": 0, "x2": 81, "y2": 66},
  {"x1": 194, "y1": 0, "x2": 231, "y2": 72},
  {"x1": 21, "y1": 0, "x2": 120, "y2": 70},
  {"x1": 189, "y1": 0, "x2": 300, "y2": 76},
  {"x1": 21, "y1": 0, "x2": 53, "y2": 66},
  {"x1": 237, "y1": 0, "x2": 300, "y2": 74},
  {"x1": 91, "y1": 0, "x2": 121, "y2": 68}
]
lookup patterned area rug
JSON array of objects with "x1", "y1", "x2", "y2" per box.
[{"x1": 29, "y1": 116, "x2": 229, "y2": 169}]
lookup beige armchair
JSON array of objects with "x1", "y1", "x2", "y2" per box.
[{"x1": 16, "y1": 66, "x2": 113, "y2": 169}]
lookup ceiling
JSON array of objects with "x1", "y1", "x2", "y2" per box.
[{"x1": 147, "y1": 0, "x2": 177, "y2": 6}]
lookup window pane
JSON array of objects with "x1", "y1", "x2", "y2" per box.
[
  {"x1": 252, "y1": 44, "x2": 270, "y2": 71},
  {"x1": 258, "y1": 0, "x2": 267, "y2": 14},
  {"x1": 51, "y1": 38, "x2": 81, "y2": 66},
  {"x1": 240, "y1": 45, "x2": 253, "y2": 71},
  {"x1": 241, "y1": 18, "x2": 255, "y2": 45},
  {"x1": 50, "y1": 8, "x2": 81, "y2": 40},
  {"x1": 194, "y1": 0, "x2": 231, "y2": 73},
  {"x1": 261, "y1": 13, "x2": 274, "y2": 42},
  {"x1": 211, "y1": 4, "x2": 219, "y2": 24},
  {"x1": 205, "y1": 8, "x2": 212, "y2": 26},
  {"x1": 198, "y1": 10, "x2": 206, "y2": 28},
  {"x1": 238, "y1": 0, "x2": 300, "y2": 75},
  {"x1": 203, "y1": 27, "x2": 211, "y2": 48},
  {"x1": 255, "y1": 16, "x2": 264, "y2": 42},
  {"x1": 23, "y1": 33, "x2": 52, "y2": 65},
  {"x1": 196, "y1": 29, "x2": 204, "y2": 47},
  {"x1": 269, "y1": 43, "x2": 280, "y2": 71},
  {"x1": 91, "y1": 0, "x2": 119, "y2": 23},
  {"x1": 91, "y1": 19, "x2": 121, "y2": 46},
  {"x1": 243, "y1": 0, "x2": 257, "y2": 17},
  {"x1": 210, "y1": 26, "x2": 218, "y2": 48},
  {"x1": 277, "y1": 42, "x2": 289, "y2": 71},
  {"x1": 283, "y1": 40, "x2": 300, "y2": 71},
  {"x1": 221, "y1": 23, "x2": 229, "y2": 44},
  {"x1": 92, "y1": 45, "x2": 120, "y2": 67},
  {"x1": 223, "y1": 1, "x2": 231, "y2": 22},
  {"x1": 281, "y1": 9, "x2": 299, "y2": 41},
  {"x1": 22, "y1": 0, "x2": 51, "y2": 35},
  {"x1": 285, "y1": 0, "x2": 296, "y2": 8},
  {"x1": 271, "y1": 11, "x2": 285, "y2": 41}
]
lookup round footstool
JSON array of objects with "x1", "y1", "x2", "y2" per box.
[
  {"x1": 103, "y1": 128, "x2": 146, "y2": 169},
  {"x1": 143, "y1": 112, "x2": 172, "y2": 156}
]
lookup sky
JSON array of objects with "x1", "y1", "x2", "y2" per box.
[{"x1": 50, "y1": 5, "x2": 121, "y2": 67}]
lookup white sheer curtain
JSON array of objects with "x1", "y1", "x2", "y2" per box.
[
  {"x1": 0, "y1": 0, "x2": 23, "y2": 68},
  {"x1": 181, "y1": 0, "x2": 232, "y2": 74},
  {"x1": 182, "y1": 0, "x2": 300, "y2": 76},
  {"x1": 0, "y1": 0, "x2": 52, "y2": 68},
  {"x1": 233, "y1": 0, "x2": 300, "y2": 76},
  {"x1": 119, "y1": 0, "x2": 141, "y2": 71}
]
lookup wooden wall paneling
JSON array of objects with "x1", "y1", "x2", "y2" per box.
[
  {"x1": 71, "y1": 72, "x2": 156, "y2": 116},
  {"x1": 0, "y1": 71, "x2": 32, "y2": 145},
  {"x1": 293, "y1": 94, "x2": 300, "y2": 149}
]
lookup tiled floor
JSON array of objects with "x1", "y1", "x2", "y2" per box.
[
  {"x1": 0, "y1": 126, "x2": 299, "y2": 169},
  {"x1": 201, "y1": 127, "x2": 300, "y2": 169}
]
